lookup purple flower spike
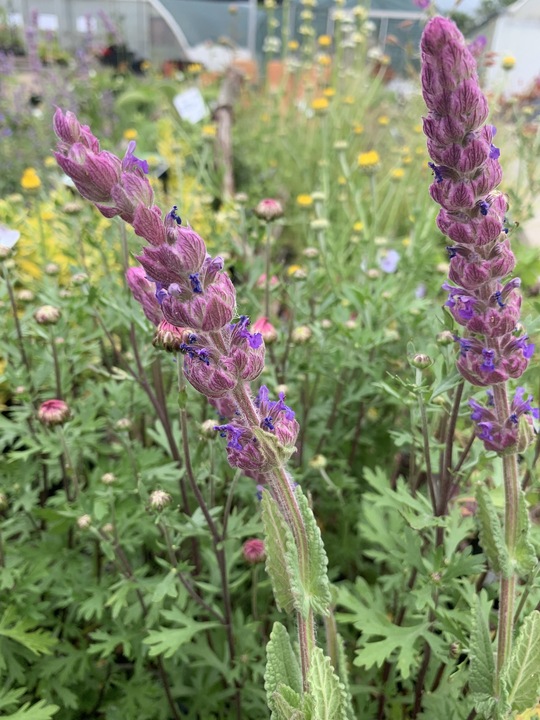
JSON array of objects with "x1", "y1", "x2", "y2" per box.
[{"x1": 421, "y1": 17, "x2": 537, "y2": 453}]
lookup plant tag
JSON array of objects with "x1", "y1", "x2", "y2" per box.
[{"x1": 173, "y1": 88, "x2": 208, "y2": 124}]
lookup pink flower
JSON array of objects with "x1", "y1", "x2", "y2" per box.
[
  {"x1": 254, "y1": 198, "x2": 284, "y2": 222},
  {"x1": 38, "y1": 399, "x2": 71, "y2": 427},
  {"x1": 242, "y1": 538, "x2": 265, "y2": 564},
  {"x1": 252, "y1": 316, "x2": 278, "y2": 344}
]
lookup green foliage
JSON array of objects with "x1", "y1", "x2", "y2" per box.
[
  {"x1": 262, "y1": 491, "x2": 297, "y2": 614},
  {"x1": 309, "y1": 646, "x2": 347, "y2": 720},
  {"x1": 469, "y1": 594, "x2": 496, "y2": 718},
  {"x1": 502, "y1": 611, "x2": 540, "y2": 715},
  {"x1": 476, "y1": 484, "x2": 511, "y2": 576}
]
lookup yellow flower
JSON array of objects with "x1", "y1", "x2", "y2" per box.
[
  {"x1": 402, "y1": 155, "x2": 412, "y2": 165},
  {"x1": 261, "y1": 113, "x2": 271, "y2": 123},
  {"x1": 187, "y1": 63, "x2": 202, "y2": 73},
  {"x1": 40, "y1": 209, "x2": 55, "y2": 221},
  {"x1": 342, "y1": 95, "x2": 354, "y2": 105},
  {"x1": 141, "y1": 60, "x2": 151, "y2": 71},
  {"x1": 323, "y1": 87, "x2": 335, "y2": 97},
  {"x1": 402, "y1": 237, "x2": 411, "y2": 247},
  {"x1": 358, "y1": 150, "x2": 380, "y2": 168},
  {"x1": 44, "y1": 156, "x2": 57, "y2": 168},
  {"x1": 516, "y1": 706, "x2": 540, "y2": 720},
  {"x1": 288, "y1": 40, "x2": 299, "y2": 51},
  {"x1": 318, "y1": 54, "x2": 332, "y2": 67},
  {"x1": 338, "y1": 176, "x2": 347, "y2": 186},
  {"x1": 366, "y1": 407, "x2": 379, "y2": 420},
  {"x1": 378, "y1": 115, "x2": 390, "y2": 126},
  {"x1": 501, "y1": 54, "x2": 516, "y2": 70},
  {"x1": 413, "y1": 123, "x2": 422, "y2": 134},
  {"x1": 202, "y1": 125, "x2": 217, "y2": 138},
  {"x1": 390, "y1": 168, "x2": 405, "y2": 181},
  {"x1": 318, "y1": 34, "x2": 332, "y2": 47},
  {"x1": 353, "y1": 221, "x2": 364, "y2": 232},
  {"x1": 287, "y1": 264, "x2": 306, "y2": 278},
  {"x1": 297, "y1": 194, "x2": 314, "y2": 207},
  {"x1": 20, "y1": 168, "x2": 41, "y2": 191},
  {"x1": 311, "y1": 97, "x2": 329, "y2": 112},
  {"x1": 123, "y1": 128, "x2": 138, "y2": 140},
  {"x1": 353, "y1": 123, "x2": 364, "y2": 134}
]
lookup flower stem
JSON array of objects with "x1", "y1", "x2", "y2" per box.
[{"x1": 492, "y1": 383, "x2": 520, "y2": 691}]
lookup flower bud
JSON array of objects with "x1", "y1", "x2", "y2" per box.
[
  {"x1": 149, "y1": 489, "x2": 172, "y2": 511},
  {"x1": 45, "y1": 263, "x2": 60, "y2": 275},
  {"x1": 254, "y1": 198, "x2": 284, "y2": 222},
  {"x1": 34, "y1": 305, "x2": 61, "y2": 325},
  {"x1": 200, "y1": 419, "x2": 218, "y2": 438},
  {"x1": 153, "y1": 320, "x2": 184, "y2": 352},
  {"x1": 115, "y1": 417, "x2": 132, "y2": 430},
  {"x1": 309, "y1": 454, "x2": 327, "y2": 469},
  {"x1": 101, "y1": 472, "x2": 116, "y2": 484},
  {"x1": 38, "y1": 399, "x2": 71, "y2": 427},
  {"x1": 252, "y1": 316, "x2": 277, "y2": 345},
  {"x1": 77, "y1": 514, "x2": 92, "y2": 529},
  {"x1": 410, "y1": 353, "x2": 433, "y2": 369},
  {"x1": 242, "y1": 538, "x2": 266, "y2": 564},
  {"x1": 291, "y1": 325, "x2": 312, "y2": 344},
  {"x1": 436, "y1": 330, "x2": 455, "y2": 345}
]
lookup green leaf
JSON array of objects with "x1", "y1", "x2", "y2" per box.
[
  {"x1": 476, "y1": 484, "x2": 511, "y2": 576},
  {"x1": 143, "y1": 613, "x2": 220, "y2": 658},
  {"x1": 469, "y1": 594, "x2": 496, "y2": 716},
  {"x1": 503, "y1": 611, "x2": 540, "y2": 714},
  {"x1": 0, "y1": 608, "x2": 57, "y2": 656},
  {"x1": 265, "y1": 622, "x2": 303, "y2": 715},
  {"x1": 271, "y1": 685, "x2": 305, "y2": 720},
  {"x1": 515, "y1": 492, "x2": 536, "y2": 576},
  {"x1": 335, "y1": 633, "x2": 355, "y2": 720},
  {"x1": 261, "y1": 492, "x2": 296, "y2": 614},
  {"x1": 309, "y1": 646, "x2": 345, "y2": 720},
  {"x1": 1, "y1": 700, "x2": 60, "y2": 719},
  {"x1": 151, "y1": 569, "x2": 178, "y2": 603},
  {"x1": 286, "y1": 489, "x2": 331, "y2": 618},
  {"x1": 353, "y1": 620, "x2": 427, "y2": 680}
]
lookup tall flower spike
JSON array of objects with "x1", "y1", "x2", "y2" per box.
[{"x1": 421, "y1": 17, "x2": 536, "y2": 452}]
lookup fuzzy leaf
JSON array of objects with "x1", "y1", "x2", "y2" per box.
[
  {"x1": 335, "y1": 633, "x2": 355, "y2": 720},
  {"x1": 503, "y1": 611, "x2": 540, "y2": 714},
  {"x1": 262, "y1": 492, "x2": 296, "y2": 614},
  {"x1": 265, "y1": 622, "x2": 303, "y2": 716},
  {"x1": 287, "y1": 489, "x2": 331, "y2": 618},
  {"x1": 271, "y1": 686, "x2": 305, "y2": 720},
  {"x1": 515, "y1": 492, "x2": 537, "y2": 576},
  {"x1": 469, "y1": 594, "x2": 496, "y2": 714},
  {"x1": 309, "y1": 646, "x2": 345, "y2": 720},
  {"x1": 2, "y1": 700, "x2": 60, "y2": 719},
  {"x1": 476, "y1": 484, "x2": 511, "y2": 577}
]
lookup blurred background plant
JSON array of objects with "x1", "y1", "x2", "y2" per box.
[{"x1": 0, "y1": 2, "x2": 539, "y2": 719}]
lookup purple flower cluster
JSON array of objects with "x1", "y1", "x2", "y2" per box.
[
  {"x1": 420, "y1": 18, "x2": 537, "y2": 451},
  {"x1": 53, "y1": 109, "x2": 299, "y2": 477}
]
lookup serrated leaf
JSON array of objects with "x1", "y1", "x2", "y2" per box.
[
  {"x1": 309, "y1": 646, "x2": 345, "y2": 720},
  {"x1": 503, "y1": 611, "x2": 540, "y2": 714},
  {"x1": 272, "y1": 687, "x2": 305, "y2": 720},
  {"x1": 353, "y1": 622, "x2": 426, "y2": 680},
  {"x1": 476, "y1": 485, "x2": 511, "y2": 576},
  {"x1": 286, "y1": 489, "x2": 331, "y2": 619},
  {"x1": 469, "y1": 594, "x2": 495, "y2": 711},
  {"x1": 335, "y1": 633, "x2": 355, "y2": 720},
  {"x1": 0, "y1": 608, "x2": 57, "y2": 656},
  {"x1": 143, "y1": 616, "x2": 220, "y2": 658},
  {"x1": 262, "y1": 492, "x2": 296, "y2": 614},
  {"x1": 265, "y1": 622, "x2": 303, "y2": 715},
  {"x1": 2, "y1": 699, "x2": 60, "y2": 719},
  {"x1": 151, "y1": 569, "x2": 178, "y2": 603},
  {"x1": 515, "y1": 492, "x2": 536, "y2": 576}
]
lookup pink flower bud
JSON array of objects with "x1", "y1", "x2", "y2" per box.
[
  {"x1": 162, "y1": 273, "x2": 236, "y2": 331},
  {"x1": 254, "y1": 198, "x2": 284, "y2": 222},
  {"x1": 34, "y1": 305, "x2": 61, "y2": 325},
  {"x1": 38, "y1": 399, "x2": 71, "y2": 427},
  {"x1": 242, "y1": 538, "x2": 265, "y2": 564},
  {"x1": 252, "y1": 317, "x2": 278, "y2": 345},
  {"x1": 133, "y1": 205, "x2": 167, "y2": 246},
  {"x1": 153, "y1": 320, "x2": 184, "y2": 352}
]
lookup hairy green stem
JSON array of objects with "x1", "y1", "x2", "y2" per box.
[{"x1": 492, "y1": 383, "x2": 520, "y2": 692}]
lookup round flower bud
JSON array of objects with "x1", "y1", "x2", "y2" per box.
[
  {"x1": 45, "y1": 263, "x2": 60, "y2": 275},
  {"x1": 34, "y1": 305, "x2": 61, "y2": 325},
  {"x1": 77, "y1": 514, "x2": 92, "y2": 530},
  {"x1": 291, "y1": 325, "x2": 312, "y2": 344},
  {"x1": 38, "y1": 399, "x2": 71, "y2": 427},
  {"x1": 436, "y1": 330, "x2": 455, "y2": 346},
  {"x1": 320, "y1": 319, "x2": 332, "y2": 329},
  {"x1": 149, "y1": 489, "x2": 172, "y2": 511},
  {"x1": 101, "y1": 472, "x2": 116, "y2": 485},
  {"x1": 200, "y1": 419, "x2": 218, "y2": 438},
  {"x1": 16, "y1": 289, "x2": 34, "y2": 303},
  {"x1": 410, "y1": 353, "x2": 433, "y2": 369},
  {"x1": 517, "y1": 415, "x2": 536, "y2": 452},
  {"x1": 242, "y1": 538, "x2": 265, "y2": 564},
  {"x1": 367, "y1": 269, "x2": 380, "y2": 279},
  {"x1": 115, "y1": 418, "x2": 132, "y2": 430},
  {"x1": 309, "y1": 454, "x2": 327, "y2": 469},
  {"x1": 71, "y1": 272, "x2": 88, "y2": 285},
  {"x1": 254, "y1": 198, "x2": 284, "y2": 222},
  {"x1": 101, "y1": 523, "x2": 114, "y2": 535},
  {"x1": 252, "y1": 316, "x2": 278, "y2": 345},
  {"x1": 303, "y1": 247, "x2": 319, "y2": 259}
]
